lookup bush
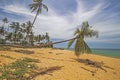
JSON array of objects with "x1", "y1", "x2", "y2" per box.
[{"x1": 0, "y1": 57, "x2": 39, "y2": 80}]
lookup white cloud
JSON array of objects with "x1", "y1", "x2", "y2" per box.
[{"x1": 1, "y1": 0, "x2": 120, "y2": 45}]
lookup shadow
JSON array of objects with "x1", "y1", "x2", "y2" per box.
[
  {"x1": 73, "y1": 58, "x2": 114, "y2": 72},
  {"x1": 0, "y1": 46, "x2": 11, "y2": 51},
  {"x1": 41, "y1": 57, "x2": 75, "y2": 62},
  {"x1": 27, "y1": 66, "x2": 64, "y2": 79},
  {"x1": 38, "y1": 66, "x2": 64, "y2": 75},
  {"x1": 14, "y1": 50, "x2": 34, "y2": 54},
  {"x1": 81, "y1": 67, "x2": 98, "y2": 76}
]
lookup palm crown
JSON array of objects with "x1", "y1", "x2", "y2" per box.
[
  {"x1": 67, "y1": 21, "x2": 98, "y2": 57},
  {"x1": 29, "y1": 0, "x2": 48, "y2": 25}
]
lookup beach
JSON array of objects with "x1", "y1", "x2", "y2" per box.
[{"x1": 0, "y1": 47, "x2": 120, "y2": 80}]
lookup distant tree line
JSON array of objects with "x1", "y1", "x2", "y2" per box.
[{"x1": 0, "y1": 17, "x2": 53, "y2": 48}]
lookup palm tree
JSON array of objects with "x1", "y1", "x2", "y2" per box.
[
  {"x1": 9, "y1": 22, "x2": 21, "y2": 44},
  {"x1": 67, "y1": 21, "x2": 98, "y2": 58},
  {"x1": 45, "y1": 32, "x2": 50, "y2": 43},
  {"x1": 39, "y1": 21, "x2": 98, "y2": 58},
  {"x1": 16, "y1": 32, "x2": 24, "y2": 44},
  {"x1": 38, "y1": 34, "x2": 41, "y2": 43},
  {"x1": 2, "y1": 17, "x2": 8, "y2": 26},
  {"x1": 0, "y1": 27, "x2": 4, "y2": 37},
  {"x1": 0, "y1": 17, "x2": 8, "y2": 37},
  {"x1": 29, "y1": 32, "x2": 34, "y2": 46},
  {"x1": 5, "y1": 32, "x2": 13, "y2": 44},
  {"x1": 25, "y1": 21, "x2": 34, "y2": 45},
  {"x1": 29, "y1": 0, "x2": 48, "y2": 25}
]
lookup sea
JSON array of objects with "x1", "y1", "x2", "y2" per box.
[{"x1": 67, "y1": 48, "x2": 120, "y2": 59}]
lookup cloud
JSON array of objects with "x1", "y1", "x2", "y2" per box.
[{"x1": 0, "y1": 0, "x2": 120, "y2": 48}]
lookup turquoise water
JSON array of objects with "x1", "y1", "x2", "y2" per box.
[
  {"x1": 67, "y1": 48, "x2": 120, "y2": 58},
  {"x1": 92, "y1": 49, "x2": 120, "y2": 58}
]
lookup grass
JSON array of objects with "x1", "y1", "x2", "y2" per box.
[{"x1": 0, "y1": 57, "x2": 40, "y2": 80}]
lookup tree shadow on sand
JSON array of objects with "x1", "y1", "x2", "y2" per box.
[
  {"x1": 14, "y1": 50, "x2": 34, "y2": 54},
  {"x1": 41, "y1": 57, "x2": 75, "y2": 62},
  {"x1": 26, "y1": 66, "x2": 64, "y2": 79},
  {"x1": 73, "y1": 58, "x2": 114, "y2": 76}
]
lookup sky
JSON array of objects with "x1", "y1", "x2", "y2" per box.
[{"x1": 0, "y1": 0, "x2": 120, "y2": 49}]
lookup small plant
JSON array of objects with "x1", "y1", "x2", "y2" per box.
[{"x1": 0, "y1": 57, "x2": 40, "y2": 80}]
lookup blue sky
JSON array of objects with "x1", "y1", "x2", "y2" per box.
[{"x1": 0, "y1": 0, "x2": 120, "y2": 49}]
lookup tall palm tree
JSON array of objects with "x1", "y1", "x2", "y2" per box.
[
  {"x1": 9, "y1": 22, "x2": 21, "y2": 44},
  {"x1": 0, "y1": 17, "x2": 8, "y2": 37},
  {"x1": 25, "y1": 21, "x2": 34, "y2": 45},
  {"x1": 29, "y1": 0, "x2": 48, "y2": 25},
  {"x1": 67, "y1": 21, "x2": 98, "y2": 58},
  {"x1": 2, "y1": 17, "x2": 8, "y2": 26}
]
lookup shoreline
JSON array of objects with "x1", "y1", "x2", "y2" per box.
[{"x1": 65, "y1": 48, "x2": 120, "y2": 59}]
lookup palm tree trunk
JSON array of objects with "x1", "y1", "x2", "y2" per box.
[
  {"x1": 32, "y1": 8, "x2": 39, "y2": 26},
  {"x1": 40, "y1": 37, "x2": 78, "y2": 47},
  {"x1": 52, "y1": 37, "x2": 77, "y2": 44}
]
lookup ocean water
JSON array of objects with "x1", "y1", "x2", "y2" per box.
[
  {"x1": 92, "y1": 49, "x2": 120, "y2": 58},
  {"x1": 67, "y1": 48, "x2": 120, "y2": 58}
]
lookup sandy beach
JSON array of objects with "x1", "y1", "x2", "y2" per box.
[{"x1": 0, "y1": 47, "x2": 120, "y2": 80}]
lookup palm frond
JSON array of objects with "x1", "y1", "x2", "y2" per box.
[
  {"x1": 29, "y1": 3, "x2": 38, "y2": 12},
  {"x1": 74, "y1": 28, "x2": 80, "y2": 36},
  {"x1": 74, "y1": 36, "x2": 92, "y2": 57},
  {"x1": 42, "y1": 4, "x2": 48, "y2": 11},
  {"x1": 67, "y1": 39, "x2": 75, "y2": 49},
  {"x1": 83, "y1": 41, "x2": 91, "y2": 53}
]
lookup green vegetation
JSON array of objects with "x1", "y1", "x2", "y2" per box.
[
  {"x1": 0, "y1": 18, "x2": 52, "y2": 47},
  {"x1": 67, "y1": 21, "x2": 98, "y2": 58},
  {"x1": 29, "y1": 0, "x2": 48, "y2": 25},
  {"x1": 0, "y1": 0, "x2": 52, "y2": 48},
  {"x1": 0, "y1": 57, "x2": 39, "y2": 80}
]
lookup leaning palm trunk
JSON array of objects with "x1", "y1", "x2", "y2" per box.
[
  {"x1": 52, "y1": 37, "x2": 77, "y2": 45},
  {"x1": 38, "y1": 37, "x2": 77, "y2": 47}
]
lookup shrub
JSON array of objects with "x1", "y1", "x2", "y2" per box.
[{"x1": 0, "y1": 57, "x2": 39, "y2": 80}]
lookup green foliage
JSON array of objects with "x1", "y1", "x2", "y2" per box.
[
  {"x1": 0, "y1": 57, "x2": 39, "y2": 80},
  {"x1": 67, "y1": 21, "x2": 98, "y2": 57},
  {"x1": 67, "y1": 39, "x2": 75, "y2": 49},
  {"x1": 29, "y1": 0, "x2": 48, "y2": 25},
  {"x1": 0, "y1": 38, "x2": 6, "y2": 44}
]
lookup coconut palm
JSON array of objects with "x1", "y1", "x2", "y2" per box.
[
  {"x1": 2, "y1": 17, "x2": 8, "y2": 26},
  {"x1": 29, "y1": 0, "x2": 48, "y2": 25},
  {"x1": 9, "y1": 22, "x2": 21, "y2": 44},
  {"x1": 25, "y1": 21, "x2": 34, "y2": 45},
  {"x1": 5, "y1": 32, "x2": 13, "y2": 43},
  {"x1": 45, "y1": 32, "x2": 50, "y2": 43},
  {"x1": 0, "y1": 17, "x2": 8, "y2": 37},
  {"x1": 67, "y1": 21, "x2": 98, "y2": 58},
  {"x1": 39, "y1": 22, "x2": 98, "y2": 54}
]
